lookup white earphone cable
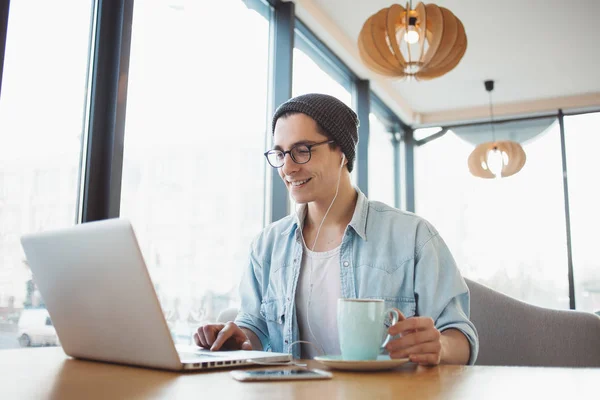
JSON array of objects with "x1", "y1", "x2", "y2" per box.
[
  {"x1": 250, "y1": 153, "x2": 346, "y2": 365},
  {"x1": 305, "y1": 154, "x2": 345, "y2": 356}
]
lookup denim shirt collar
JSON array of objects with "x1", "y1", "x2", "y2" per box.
[{"x1": 280, "y1": 187, "x2": 368, "y2": 241}]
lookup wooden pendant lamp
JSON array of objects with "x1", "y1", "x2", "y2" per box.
[
  {"x1": 467, "y1": 80, "x2": 527, "y2": 179},
  {"x1": 357, "y1": 1, "x2": 467, "y2": 80}
]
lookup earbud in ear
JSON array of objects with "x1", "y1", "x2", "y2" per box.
[{"x1": 340, "y1": 153, "x2": 345, "y2": 167}]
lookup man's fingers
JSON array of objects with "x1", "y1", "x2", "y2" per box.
[
  {"x1": 388, "y1": 316, "x2": 434, "y2": 336},
  {"x1": 196, "y1": 322, "x2": 248, "y2": 351},
  {"x1": 196, "y1": 327, "x2": 209, "y2": 349},
  {"x1": 210, "y1": 324, "x2": 234, "y2": 351},
  {"x1": 386, "y1": 328, "x2": 440, "y2": 352},
  {"x1": 202, "y1": 325, "x2": 218, "y2": 347},
  {"x1": 241, "y1": 340, "x2": 253, "y2": 351}
]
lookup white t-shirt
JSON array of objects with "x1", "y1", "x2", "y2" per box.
[{"x1": 295, "y1": 241, "x2": 342, "y2": 359}]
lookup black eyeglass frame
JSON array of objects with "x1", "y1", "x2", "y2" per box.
[{"x1": 263, "y1": 140, "x2": 335, "y2": 168}]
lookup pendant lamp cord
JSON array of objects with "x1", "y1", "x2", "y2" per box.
[{"x1": 485, "y1": 80, "x2": 497, "y2": 143}]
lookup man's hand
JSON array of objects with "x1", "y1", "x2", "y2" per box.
[
  {"x1": 385, "y1": 310, "x2": 442, "y2": 365},
  {"x1": 193, "y1": 322, "x2": 253, "y2": 351}
]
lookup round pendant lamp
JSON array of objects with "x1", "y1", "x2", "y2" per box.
[
  {"x1": 468, "y1": 80, "x2": 527, "y2": 179},
  {"x1": 358, "y1": 1, "x2": 467, "y2": 80}
]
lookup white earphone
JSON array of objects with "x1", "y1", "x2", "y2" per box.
[
  {"x1": 304, "y1": 151, "x2": 346, "y2": 357},
  {"x1": 269, "y1": 152, "x2": 347, "y2": 363}
]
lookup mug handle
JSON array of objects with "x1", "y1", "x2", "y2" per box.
[{"x1": 380, "y1": 308, "x2": 400, "y2": 348}]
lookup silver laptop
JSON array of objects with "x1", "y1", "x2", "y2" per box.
[{"x1": 20, "y1": 218, "x2": 290, "y2": 371}]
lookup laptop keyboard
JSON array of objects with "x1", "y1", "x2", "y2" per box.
[
  {"x1": 178, "y1": 351, "x2": 227, "y2": 359},
  {"x1": 178, "y1": 350, "x2": 249, "y2": 369}
]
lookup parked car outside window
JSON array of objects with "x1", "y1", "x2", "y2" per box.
[{"x1": 17, "y1": 309, "x2": 60, "y2": 347}]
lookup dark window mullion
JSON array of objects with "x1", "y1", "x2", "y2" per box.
[
  {"x1": 268, "y1": 0, "x2": 294, "y2": 223},
  {"x1": 353, "y1": 79, "x2": 370, "y2": 195},
  {"x1": 81, "y1": 0, "x2": 133, "y2": 222},
  {"x1": 559, "y1": 110, "x2": 576, "y2": 309},
  {"x1": 0, "y1": 0, "x2": 10, "y2": 99}
]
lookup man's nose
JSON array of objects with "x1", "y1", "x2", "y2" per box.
[{"x1": 281, "y1": 152, "x2": 299, "y2": 175}]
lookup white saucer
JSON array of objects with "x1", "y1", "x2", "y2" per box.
[{"x1": 313, "y1": 355, "x2": 410, "y2": 371}]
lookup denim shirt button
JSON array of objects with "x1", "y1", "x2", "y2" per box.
[{"x1": 343, "y1": 261, "x2": 349, "y2": 267}]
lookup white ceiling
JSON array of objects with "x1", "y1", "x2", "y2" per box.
[{"x1": 293, "y1": 0, "x2": 600, "y2": 126}]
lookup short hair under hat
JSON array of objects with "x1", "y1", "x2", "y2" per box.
[{"x1": 271, "y1": 93, "x2": 360, "y2": 172}]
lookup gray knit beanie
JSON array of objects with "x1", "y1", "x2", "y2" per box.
[{"x1": 271, "y1": 93, "x2": 360, "y2": 172}]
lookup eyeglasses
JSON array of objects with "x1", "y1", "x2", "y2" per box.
[{"x1": 264, "y1": 140, "x2": 335, "y2": 168}]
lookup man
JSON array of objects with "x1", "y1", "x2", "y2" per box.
[{"x1": 194, "y1": 93, "x2": 478, "y2": 365}]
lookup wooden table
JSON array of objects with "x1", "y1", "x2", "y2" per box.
[{"x1": 2, "y1": 347, "x2": 599, "y2": 399}]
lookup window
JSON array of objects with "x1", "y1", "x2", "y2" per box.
[
  {"x1": 564, "y1": 112, "x2": 600, "y2": 314},
  {"x1": 368, "y1": 113, "x2": 395, "y2": 206},
  {"x1": 0, "y1": 1, "x2": 93, "y2": 350},
  {"x1": 289, "y1": 42, "x2": 353, "y2": 212},
  {"x1": 292, "y1": 47, "x2": 351, "y2": 105},
  {"x1": 414, "y1": 121, "x2": 569, "y2": 309},
  {"x1": 119, "y1": 0, "x2": 272, "y2": 344},
  {"x1": 292, "y1": 21, "x2": 352, "y2": 106}
]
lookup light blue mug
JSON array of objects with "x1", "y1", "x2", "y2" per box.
[{"x1": 337, "y1": 298, "x2": 400, "y2": 361}]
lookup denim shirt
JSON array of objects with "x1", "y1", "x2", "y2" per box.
[{"x1": 235, "y1": 189, "x2": 479, "y2": 365}]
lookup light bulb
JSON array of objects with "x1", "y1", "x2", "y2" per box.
[
  {"x1": 486, "y1": 148, "x2": 504, "y2": 178},
  {"x1": 403, "y1": 29, "x2": 419, "y2": 44}
]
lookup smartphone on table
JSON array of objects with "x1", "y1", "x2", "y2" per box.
[{"x1": 230, "y1": 368, "x2": 332, "y2": 382}]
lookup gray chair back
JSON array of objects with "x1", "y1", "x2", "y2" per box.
[{"x1": 466, "y1": 278, "x2": 600, "y2": 367}]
